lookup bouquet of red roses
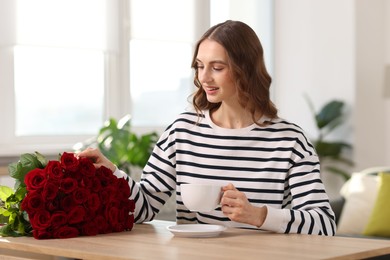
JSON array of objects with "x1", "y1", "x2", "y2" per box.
[{"x1": 0, "y1": 152, "x2": 134, "y2": 239}]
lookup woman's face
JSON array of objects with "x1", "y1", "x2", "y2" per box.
[{"x1": 195, "y1": 39, "x2": 238, "y2": 105}]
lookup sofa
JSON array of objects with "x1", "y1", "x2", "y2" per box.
[{"x1": 330, "y1": 167, "x2": 390, "y2": 239}]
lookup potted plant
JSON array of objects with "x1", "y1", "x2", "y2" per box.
[
  {"x1": 305, "y1": 96, "x2": 354, "y2": 181},
  {"x1": 74, "y1": 115, "x2": 158, "y2": 177}
]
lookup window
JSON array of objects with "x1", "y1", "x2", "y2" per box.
[
  {"x1": 129, "y1": 0, "x2": 274, "y2": 128},
  {"x1": 0, "y1": 0, "x2": 112, "y2": 155},
  {"x1": 128, "y1": 0, "x2": 198, "y2": 127},
  {"x1": 0, "y1": 0, "x2": 273, "y2": 156},
  {"x1": 129, "y1": 40, "x2": 193, "y2": 126},
  {"x1": 14, "y1": 46, "x2": 104, "y2": 136}
]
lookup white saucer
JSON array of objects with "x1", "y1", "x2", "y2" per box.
[{"x1": 167, "y1": 224, "x2": 227, "y2": 238}]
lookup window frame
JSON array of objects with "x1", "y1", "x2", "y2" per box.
[{"x1": 0, "y1": 0, "x2": 274, "y2": 157}]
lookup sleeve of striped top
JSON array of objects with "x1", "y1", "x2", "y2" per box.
[
  {"x1": 113, "y1": 127, "x2": 177, "y2": 223},
  {"x1": 261, "y1": 154, "x2": 337, "y2": 235}
]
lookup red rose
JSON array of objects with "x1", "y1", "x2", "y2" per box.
[
  {"x1": 24, "y1": 168, "x2": 47, "y2": 191},
  {"x1": 94, "y1": 215, "x2": 110, "y2": 234},
  {"x1": 53, "y1": 226, "x2": 79, "y2": 239},
  {"x1": 30, "y1": 210, "x2": 51, "y2": 230},
  {"x1": 33, "y1": 229, "x2": 52, "y2": 239},
  {"x1": 42, "y1": 181, "x2": 59, "y2": 201},
  {"x1": 51, "y1": 211, "x2": 67, "y2": 228},
  {"x1": 60, "y1": 177, "x2": 78, "y2": 194},
  {"x1": 91, "y1": 177, "x2": 102, "y2": 192},
  {"x1": 106, "y1": 206, "x2": 119, "y2": 226},
  {"x1": 122, "y1": 199, "x2": 135, "y2": 213},
  {"x1": 46, "y1": 197, "x2": 60, "y2": 212},
  {"x1": 117, "y1": 178, "x2": 131, "y2": 200},
  {"x1": 60, "y1": 152, "x2": 79, "y2": 172},
  {"x1": 82, "y1": 176, "x2": 102, "y2": 192},
  {"x1": 73, "y1": 187, "x2": 89, "y2": 204},
  {"x1": 96, "y1": 166, "x2": 115, "y2": 186},
  {"x1": 85, "y1": 193, "x2": 101, "y2": 212},
  {"x1": 60, "y1": 195, "x2": 76, "y2": 212},
  {"x1": 22, "y1": 191, "x2": 45, "y2": 212},
  {"x1": 99, "y1": 186, "x2": 116, "y2": 204},
  {"x1": 81, "y1": 220, "x2": 99, "y2": 236},
  {"x1": 112, "y1": 222, "x2": 124, "y2": 232},
  {"x1": 67, "y1": 206, "x2": 86, "y2": 224},
  {"x1": 22, "y1": 151, "x2": 135, "y2": 240},
  {"x1": 20, "y1": 196, "x2": 30, "y2": 212},
  {"x1": 78, "y1": 157, "x2": 95, "y2": 177},
  {"x1": 46, "y1": 160, "x2": 64, "y2": 180},
  {"x1": 83, "y1": 209, "x2": 97, "y2": 222},
  {"x1": 125, "y1": 214, "x2": 134, "y2": 230}
]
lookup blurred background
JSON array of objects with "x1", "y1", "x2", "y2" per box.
[{"x1": 0, "y1": 0, "x2": 389, "y2": 200}]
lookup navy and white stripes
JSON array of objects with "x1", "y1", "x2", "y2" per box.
[{"x1": 116, "y1": 111, "x2": 336, "y2": 236}]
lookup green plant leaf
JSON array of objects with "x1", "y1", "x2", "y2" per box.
[
  {"x1": 14, "y1": 186, "x2": 27, "y2": 201},
  {"x1": 315, "y1": 141, "x2": 345, "y2": 158},
  {"x1": 117, "y1": 114, "x2": 132, "y2": 130},
  {"x1": 0, "y1": 214, "x2": 8, "y2": 224},
  {"x1": 9, "y1": 153, "x2": 42, "y2": 183},
  {"x1": 0, "y1": 185, "x2": 14, "y2": 201},
  {"x1": 315, "y1": 100, "x2": 344, "y2": 129},
  {"x1": 77, "y1": 114, "x2": 157, "y2": 176},
  {"x1": 35, "y1": 151, "x2": 48, "y2": 168}
]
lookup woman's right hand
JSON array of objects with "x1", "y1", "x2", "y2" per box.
[{"x1": 77, "y1": 147, "x2": 116, "y2": 172}]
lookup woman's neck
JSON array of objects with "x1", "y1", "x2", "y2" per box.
[{"x1": 210, "y1": 105, "x2": 261, "y2": 129}]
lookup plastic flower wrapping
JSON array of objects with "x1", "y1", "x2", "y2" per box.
[{"x1": 0, "y1": 152, "x2": 134, "y2": 239}]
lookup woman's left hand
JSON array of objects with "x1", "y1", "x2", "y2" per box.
[{"x1": 221, "y1": 183, "x2": 267, "y2": 227}]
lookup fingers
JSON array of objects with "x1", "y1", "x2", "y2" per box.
[
  {"x1": 76, "y1": 147, "x2": 100, "y2": 159},
  {"x1": 221, "y1": 189, "x2": 245, "y2": 207},
  {"x1": 76, "y1": 148, "x2": 116, "y2": 172},
  {"x1": 222, "y1": 183, "x2": 237, "y2": 192}
]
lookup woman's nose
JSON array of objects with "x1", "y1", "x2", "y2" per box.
[{"x1": 199, "y1": 68, "x2": 212, "y2": 83}]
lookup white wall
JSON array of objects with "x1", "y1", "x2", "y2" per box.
[
  {"x1": 355, "y1": 0, "x2": 390, "y2": 169},
  {"x1": 273, "y1": 0, "x2": 390, "y2": 198},
  {"x1": 274, "y1": 0, "x2": 355, "y2": 142}
]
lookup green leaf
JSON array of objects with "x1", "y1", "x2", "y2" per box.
[
  {"x1": 117, "y1": 114, "x2": 132, "y2": 130},
  {"x1": 14, "y1": 186, "x2": 27, "y2": 201},
  {"x1": 315, "y1": 141, "x2": 344, "y2": 158},
  {"x1": 0, "y1": 185, "x2": 14, "y2": 201},
  {"x1": 35, "y1": 151, "x2": 48, "y2": 168},
  {"x1": 7, "y1": 162, "x2": 17, "y2": 176},
  {"x1": 0, "y1": 223, "x2": 25, "y2": 237},
  {"x1": 0, "y1": 214, "x2": 9, "y2": 224},
  {"x1": 9, "y1": 153, "x2": 41, "y2": 183},
  {"x1": 77, "y1": 114, "x2": 157, "y2": 176},
  {"x1": 0, "y1": 207, "x2": 11, "y2": 217},
  {"x1": 315, "y1": 100, "x2": 344, "y2": 129}
]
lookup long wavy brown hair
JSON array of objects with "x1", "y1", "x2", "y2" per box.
[{"x1": 191, "y1": 20, "x2": 278, "y2": 124}]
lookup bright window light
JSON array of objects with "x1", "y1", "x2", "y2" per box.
[
  {"x1": 130, "y1": 40, "x2": 193, "y2": 126},
  {"x1": 14, "y1": 46, "x2": 104, "y2": 136}
]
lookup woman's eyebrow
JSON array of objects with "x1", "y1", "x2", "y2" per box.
[{"x1": 195, "y1": 58, "x2": 227, "y2": 65}]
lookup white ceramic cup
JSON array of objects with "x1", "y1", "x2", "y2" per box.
[{"x1": 180, "y1": 183, "x2": 223, "y2": 212}]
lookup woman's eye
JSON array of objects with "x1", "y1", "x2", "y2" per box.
[{"x1": 213, "y1": 67, "x2": 223, "y2": 71}]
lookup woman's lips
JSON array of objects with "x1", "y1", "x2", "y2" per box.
[{"x1": 204, "y1": 86, "x2": 219, "y2": 95}]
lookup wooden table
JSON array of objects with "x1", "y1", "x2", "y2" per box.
[{"x1": 1, "y1": 220, "x2": 390, "y2": 260}]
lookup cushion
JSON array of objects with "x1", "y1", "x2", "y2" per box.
[
  {"x1": 336, "y1": 173, "x2": 379, "y2": 235},
  {"x1": 363, "y1": 172, "x2": 390, "y2": 237}
]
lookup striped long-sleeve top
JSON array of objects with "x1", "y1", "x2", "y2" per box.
[{"x1": 114, "y1": 110, "x2": 336, "y2": 235}]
